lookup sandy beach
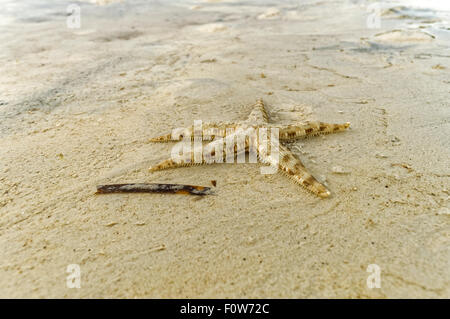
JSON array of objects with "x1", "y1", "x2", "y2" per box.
[{"x1": 0, "y1": 0, "x2": 449, "y2": 298}]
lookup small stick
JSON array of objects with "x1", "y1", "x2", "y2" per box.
[{"x1": 95, "y1": 183, "x2": 214, "y2": 196}]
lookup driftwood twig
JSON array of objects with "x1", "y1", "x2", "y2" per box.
[{"x1": 96, "y1": 183, "x2": 214, "y2": 196}]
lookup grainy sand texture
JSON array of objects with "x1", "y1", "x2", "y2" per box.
[{"x1": 0, "y1": 0, "x2": 449, "y2": 298}]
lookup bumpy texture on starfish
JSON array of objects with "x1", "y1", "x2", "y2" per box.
[{"x1": 149, "y1": 99, "x2": 350, "y2": 198}]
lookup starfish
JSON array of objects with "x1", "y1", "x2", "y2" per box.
[{"x1": 148, "y1": 99, "x2": 350, "y2": 198}]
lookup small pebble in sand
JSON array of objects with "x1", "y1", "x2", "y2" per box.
[
  {"x1": 375, "y1": 153, "x2": 388, "y2": 159},
  {"x1": 105, "y1": 222, "x2": 118, "y2": 227},
  {"x1": 332, "y1": 166, "x2": 351, "y2": 174},
  {"x1": 196, "y1": 23, "x2": 227, "y2": 33},
  {"x1": 437, "y1": 207, "x2": 450, "y2": 215},
  {"x1": 432, "y1": 64, "x2": 445, "y2": 70},
  {"x1": 257, "y1": 8, "x2": 281, "y2": 20},
  {"x1": 149, "y1": 245, "x2": 166, "y2": 252},
  {"x1": 200, "y1": 58, "x2": 217, "y2": 63}
]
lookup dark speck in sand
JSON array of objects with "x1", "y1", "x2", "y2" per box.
[{"x1": 18, "y1": 16, "x2": 50, "y2": 24}]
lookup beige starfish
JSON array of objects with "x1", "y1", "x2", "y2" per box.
[{"x1": 148, "y1": 99, "x2": 350, "y2": 198}]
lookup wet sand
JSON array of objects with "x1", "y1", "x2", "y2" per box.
[{"x1": 0, "y1": 0, "x2": 449, "y2": 298}]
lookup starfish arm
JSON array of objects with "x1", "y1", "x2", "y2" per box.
[
  {"x1": 148, "y1": 122, "x2": 241, "y2": 143},
  {"x1": 278, "y1": 121, "x2": 350, "y2": 141},
  {"x1": 149, "y1": 131, "x2": 251, "y2": 172},
  {"x1": 148, "y1": 144, "x2": 216, "y2": 172},
  {"x1": 245, "y1": 98, "x2": 270, "y2": 125},
  {"x1": 258, "y1": 141, "x2": 331, "y2": 198}
]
